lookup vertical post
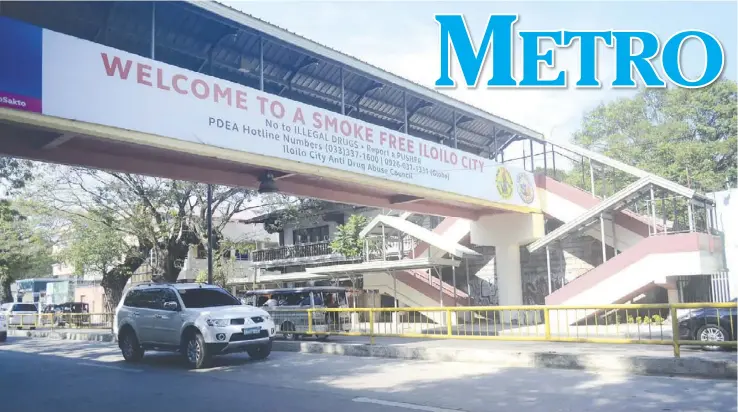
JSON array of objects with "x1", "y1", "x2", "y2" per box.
[
  {"x1": 543, "y1": 307, "x2": 551, "y2": 340},
  {"x1": 452, "y1": 111, "x2": 458, "y2": 149},
  {"x1": 207, "y1": 184, "x2": 213, "y2": 284},
  {"x1": 381, "y1": 223, "x2": 387, "y2": 260},
  {"x1": 704, "y1": 202, "x2": 711, "y2": 233},
  {"x1": 437, "y1": 268, "x2": 444, "y2": 307},
  {"x1": 600, "y1": 213, "x2": 607, "y2": 263},
  {"x1": 529, "y1": 138, "x2": 535, "y2": 171},
  {"x1": 403, "y1": 91, "x2": 408, "y2": 133},
  {"x1": 589, "y1": 159, "x2": 596, "y2": 196},
  {"x1": 552, "y1": 145, "x2": 557, "y2": 176},
  {"x1": 545, "y1": 246, "x2": 552, "y2": 294},
  {"x1": 650, "y1": 185, "x2": 658, "y2": 235},
  {"x1": 687, "y1": 201, "x2": 695, "y2": 232},
  {"x1": 452, "y1": 265, "x2": 457, "y2": 305},
  {"x1": 542, "y1": 142, "x2": 548, "y2": 175},
  {"x1": 307, "y1": 310, "x2": 313, "y2": 334},
  {"x1": 611, "y1": 214, "x2": 618, "y2": 255},
  {"x1": 670, "y1": 306, "x2": 681, "y2": 358},
  {"x1": 340, "y1": 68, "x2": 346, "y2": 115},
  {"x1": 465, "y1": 258, "x2": 471, "y2": 306},
  {"x1": 661, "y1": 192, "x2": 667, "y2": 233},
  {"x1": 446, "y1": 309, "x2": 453, "y2": 336},
  {"x1": 150, "y1": 3, "x2": 156, "y2": 59},
  {"x1": 369, "y1": 309, "x2": 375, "y2": 345},
  {"x1": 259, "y1": 37, "x2": 264, "y2": 91}
]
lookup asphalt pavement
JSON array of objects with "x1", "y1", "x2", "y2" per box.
[{"x1": 0, "y1": 336, "x2": 736, "y2": 412}]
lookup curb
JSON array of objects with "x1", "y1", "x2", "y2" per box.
[
  {"x1": 10, "y1": 330, "x2": 736, "y2": 380},
  {"x1": 9, "y1": 329, "x2": 115, "y2": 343},
  {"x1": 272, "y1": 341, "x2": 737, "y2": 381}
]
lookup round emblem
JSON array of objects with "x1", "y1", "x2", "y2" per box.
[
  {"x1": 516, "y1": 172, "x2": 535, "y2": 204},
  {"x1": 495, "y1": 167, "x2": 514, "y2": 199}
]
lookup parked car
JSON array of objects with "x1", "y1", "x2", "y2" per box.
[
  {"x1": 678, "y1": 298, "x2": 737, "y2": 350},
  {"x1": 2, "y1": 303, "x2": 39, "y2": 329},
  {"x1": 114, "y1": 283, "x2": 276, "y2": 369},
  {"x1": 42, "y1": 302, "x2": 90, "y2": 326}
]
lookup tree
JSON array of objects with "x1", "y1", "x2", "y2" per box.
[
  {"x1": 57, "y1": 217, "x2": 148, "y2": 311},
  {"x1": 0, "y1": 201, "x2": 56, "y2": 302},
  {"x1": 569, "y1": 79, "x2": 737, "y2": 194},
  {"x1": 30, "y1": 164, "x2": 279, "y2": 307},
  {"x1": 330, "y1": 214, "x2": 370, "y2": 258}
]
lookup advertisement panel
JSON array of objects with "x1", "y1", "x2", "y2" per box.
[{"x1": 0, "y1": 17, "x2": 539, "y2": 209}]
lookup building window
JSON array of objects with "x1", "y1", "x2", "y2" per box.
[{"x1": 292, "y1": 225, "x2": 329, "y2": 244}]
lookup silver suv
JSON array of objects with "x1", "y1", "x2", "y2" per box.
[{"x1": 114, "y1": 283, "x2": 276, "y2": 369}]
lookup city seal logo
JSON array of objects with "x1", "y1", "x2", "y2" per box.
[
  {"x1": 516, "y1": 172, "x2": 535, "y2": 204},
  {"x1": 495, "y1": 167, "x2": 514, "y2": 199}
]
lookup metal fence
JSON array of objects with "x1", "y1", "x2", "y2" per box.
[
  {"x1": 302, "y1": 303, "x2": 736, "y2": 358},
  {"x1": 6, "y1": 313, "x2": 113, "y2": 330},
  {"x1": 7, "y1": 303, "x2": 735, "y2": 358}
]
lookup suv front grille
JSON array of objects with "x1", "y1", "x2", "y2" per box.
[
  {"x1": 251, "y1": 316, "x2": 264, "y2": 323},
  {"x1": 230, "y1": 318, "x2": 245, "y2": 325},
  {"x1": 229, "y1": 330, "x2": 269, "y2": 342}
]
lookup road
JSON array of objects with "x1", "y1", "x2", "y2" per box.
[{"x1": 0, "y1": 337, "x2": 735, "y2": 412}]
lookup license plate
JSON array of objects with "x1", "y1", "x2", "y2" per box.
[{"x1": 243, "y1": 327, "x2": 260, "y2": 335}]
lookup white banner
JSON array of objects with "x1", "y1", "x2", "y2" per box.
[{"x1": 35, "y1": 27, "x2": 538, "y2": 209}]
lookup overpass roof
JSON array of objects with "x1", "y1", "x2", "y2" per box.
[{"x1": 1, "y1": 1, "x2": 539, "y2": 160}]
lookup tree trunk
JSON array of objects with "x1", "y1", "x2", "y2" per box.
[
  {"x1": 101, "y1": 247, "x2": 148, "y2": 311},
  {"x1": 161, "y1": 240, "x2": 191, "y2": 283},
  {"x1": 0, "y1": 273, "x2": 14, "y2": 303}
]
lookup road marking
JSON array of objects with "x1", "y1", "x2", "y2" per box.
[
  {"x1": 79, "y1": 362, "x2": 142, "y2": 373},
  {"x1": 352, "y1": 397, "x2": 465, "y2": 412}
]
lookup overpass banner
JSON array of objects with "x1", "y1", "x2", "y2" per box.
[{"x1": 0, "y1": 17, "x2": 539, "y2": 210}]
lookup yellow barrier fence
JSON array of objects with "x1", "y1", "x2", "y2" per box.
[
  {"x1": 7, "y1": 303, "x2": 735, "y2": 358},
  {"x1": 303, "y1": 303, "x2": 736, "y2": 358},
  {"x1": 7, "y1": 312, "x2": 113, "y2": 330}
]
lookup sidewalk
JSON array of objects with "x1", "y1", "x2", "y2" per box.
[{"x1": 8, "y1": 328, "x2": 736, "y2": 380}]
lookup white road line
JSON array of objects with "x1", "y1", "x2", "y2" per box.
[
  {"x1": 78, "y1": 362, "x2": 143, "y2": 373},
  {"x1": 352, "y1": 397, "x2": 465, "y2": 412}
]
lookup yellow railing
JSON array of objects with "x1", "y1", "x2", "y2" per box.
[
  {"x1": 304, "y1": 303, "x2": 736, "y2": 357},
  {"x1": 6, "y1": 313, "x2": 113, "y2": 330},
  {"x1": 8, "y1": 303, "x2": 735, "y2": 358}
]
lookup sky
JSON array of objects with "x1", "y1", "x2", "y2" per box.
[{"x1": 226, "y1": 0, "x2": 738, "y2": 146}]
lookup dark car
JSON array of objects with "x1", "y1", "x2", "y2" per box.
[
  {"x1": 678, "y1": 299, "x2": 737, "y2": 350},
  {"x1": 42, "y1": 302, "x2": 90, "y2": 326}
]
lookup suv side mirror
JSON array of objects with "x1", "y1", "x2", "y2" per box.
[{"x1": 163, "y1": 301, "x2": 180, "y2": 311}]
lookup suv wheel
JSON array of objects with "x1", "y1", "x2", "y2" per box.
[
  {"x1": 119, "y1": 330, "x2": 144, "y2": 362},
  {"x1": 246, "y1": 340, "x2": 272, "y2": 360},
  {"x1": 184, "y1": 332, "x2": 211, "y2": 369}
]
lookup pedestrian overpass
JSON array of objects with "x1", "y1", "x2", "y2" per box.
[{"x1": 0, "y1": 1, "x2": 727, "y2": 319}]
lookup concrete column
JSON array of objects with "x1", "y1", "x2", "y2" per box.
[{"x1": 496, "y1": 244, "x2": 523, "y2": 307}]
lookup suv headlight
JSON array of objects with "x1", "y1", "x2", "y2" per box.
[{"x1": 206, "y1": 318, "x2": 229, "y2": 327}]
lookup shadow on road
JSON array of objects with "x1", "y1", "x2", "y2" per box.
[{"x1": 0, "y1": 336, "x2": 736, "y2": 412}]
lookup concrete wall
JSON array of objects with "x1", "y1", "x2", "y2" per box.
[
  {"x1": 711, "y1": 189, "x2": 737, "y2": 299},
  {"x1": 74, "y1": 285, "x2": 106, "y2": 313}
]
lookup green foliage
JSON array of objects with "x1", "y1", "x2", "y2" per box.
[
  {"x1": 569, "y1": 79, "x2": 737, "y2": 193},
  {"x1": 0, "y1": 200, "x2": 56, "y2": 302},
  {"x1": 58, "y1": 218, "x2": 130, "y2": 278},
  {"x1": 262, "y1": 198, "x2": 335, "y2": 234},
  {"x1": 330, "y1": 214, "x2": 369, "y2": 258}
]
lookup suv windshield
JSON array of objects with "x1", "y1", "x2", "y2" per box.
[
  {"x1": 177, "y1": 288, "x2": 241, "y2": 308},
  {"x1": 12, "y1": 304, "x2": 37, "y2": 312}
]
